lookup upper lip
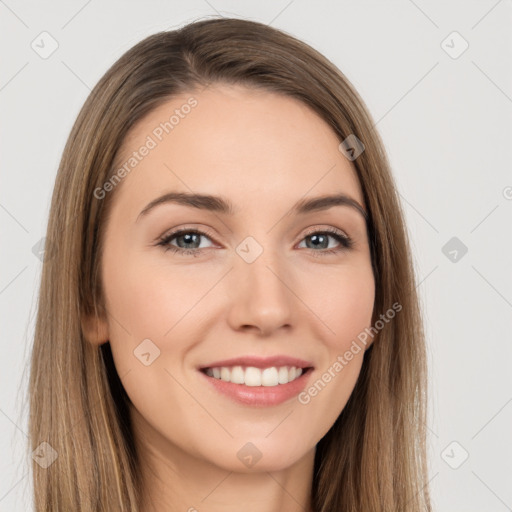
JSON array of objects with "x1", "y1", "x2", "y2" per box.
[{"x1": 199, "y1": 355, "x2": 314, "y2": 370}]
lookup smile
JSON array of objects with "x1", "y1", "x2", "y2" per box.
[{"x1": 202, "y1": 365, "x2": 306, "y2": 386}]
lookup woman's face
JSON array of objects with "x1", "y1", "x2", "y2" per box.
[{"x1": 88, "y1": 84, "x2": 375, "y2": 473}]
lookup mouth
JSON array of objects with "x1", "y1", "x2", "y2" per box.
[
  {"x1": 200, "y1": 365, "x2": 314, "y2": 386},
  {"x1": 197, "y1": 356, "x2": 314, "y2": 407}
]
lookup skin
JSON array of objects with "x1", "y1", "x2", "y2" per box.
[{"x1": 83, "y1": 84, "x2": 375, "y2": 512}]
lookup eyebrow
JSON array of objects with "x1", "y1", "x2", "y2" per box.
[{"x1": 136, "y1": 191, "x2": 368, "y2": 222}]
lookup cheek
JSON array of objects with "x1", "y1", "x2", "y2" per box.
[
  {"x1": 293, "y1": 261, "x2": 374, "y2": 413},
  {"x1": 103, "y1": 251, "x2": 204, "y2": 341},
  {"x1": 293, "y1": 267, "x2": 374, "y2": 443},
  {"x1": 303, "y1": 262, "x2": 375, "y2": 349},
  {"x1": 101, "y1": 255, "x2": 212, "y2": 451},
  {"x1": 102, "y1": 251, "x2": 223, "y2": 383}
]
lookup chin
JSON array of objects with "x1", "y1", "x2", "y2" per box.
[{"x1": 203, "y1": 437, "x2": 312, "y2": 473}]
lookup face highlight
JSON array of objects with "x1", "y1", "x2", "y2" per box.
[{"x1": 88, "y1": 84, "x2": 375, "y2": 476}]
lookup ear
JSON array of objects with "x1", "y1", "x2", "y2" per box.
[{"x1": 81, "y1": 310, "x2": 109, "y2": 346}]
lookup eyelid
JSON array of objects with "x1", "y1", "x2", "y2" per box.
[
  {"x1": 300, "y1": 225, "x2": 349, "y2": 240},
  {"x1": 156, "y1": 225, "x2": 219, "y2": 246}
]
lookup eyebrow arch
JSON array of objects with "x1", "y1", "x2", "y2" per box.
[{"x1": 136, "y1": 191, "x2": 368, "y2": 222}]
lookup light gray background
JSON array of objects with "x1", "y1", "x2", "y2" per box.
[{"x1": 1, "y1": 1, "x2": 511, "y2": 510}]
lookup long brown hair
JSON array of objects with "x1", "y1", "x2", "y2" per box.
[{"x1": 28, "y1": 16, "x2": 431, "y2": 511}]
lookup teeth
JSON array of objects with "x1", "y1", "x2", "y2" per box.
[
  {"x1": 231, "y1": 365, "x2": 245, "y2": 384},
  {"x1": 220, "y1": 367, "x2": 231, "y2": 382},
  {"x1": 245, "y1": 367, "x2": 261, "y2": 386},
  {"x1": 261, "y1": 367, "x2": 278, "y2": 386},
  {"x1": 204, "y1": 365, "x2": 304, "y2": 386},
  {"x1": 278, "y1": 366, "x2": 289, "y2": 384}
]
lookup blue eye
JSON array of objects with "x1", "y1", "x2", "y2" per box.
[
  {"x1": 156, "y1": 227, "x2": 353, "y2": 257},
  {"x1": 298, "y1": 228, "x2": 353, "y2": 255},
  {"x1": 157, "y1": 229, "x2": 215, "y2": 257}
]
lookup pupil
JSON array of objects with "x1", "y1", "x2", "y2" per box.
[
  {"x1": 308, "y1": 234, "x2": 327, "y2": 249},
  {"x1": 180, "y1": 233, "x2": 199, "y2": 248}
]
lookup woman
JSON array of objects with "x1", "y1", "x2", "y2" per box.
[{"x1": 28, "y1": 17, "x2": 432, "y2": 511}]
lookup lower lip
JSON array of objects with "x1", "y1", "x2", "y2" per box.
[{"x1": 199, "y1": 368, "x2": 313, "y2": 407}]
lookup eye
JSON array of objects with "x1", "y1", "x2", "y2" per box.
[
  {"x1": 156, "y1": 228, "x2": 216, "y2": 257},
  {"x1": 297, "y1": 227, "x2": 353, "y2": 257},
  {"x1": 156, "y1": 226, "x2": 353, "y2": 257}
]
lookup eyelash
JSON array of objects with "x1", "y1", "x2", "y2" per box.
[{"x1": 156, "y1": 226, "x2": 353, "y2": 258}]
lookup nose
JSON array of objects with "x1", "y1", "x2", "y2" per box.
[{"x1": 226, "y1": 249, "x2": 294, "y2": 336}]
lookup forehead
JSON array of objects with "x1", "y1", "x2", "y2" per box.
[{"x1": 112, "y1": 84, "x2": 365, "y2": 215}]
